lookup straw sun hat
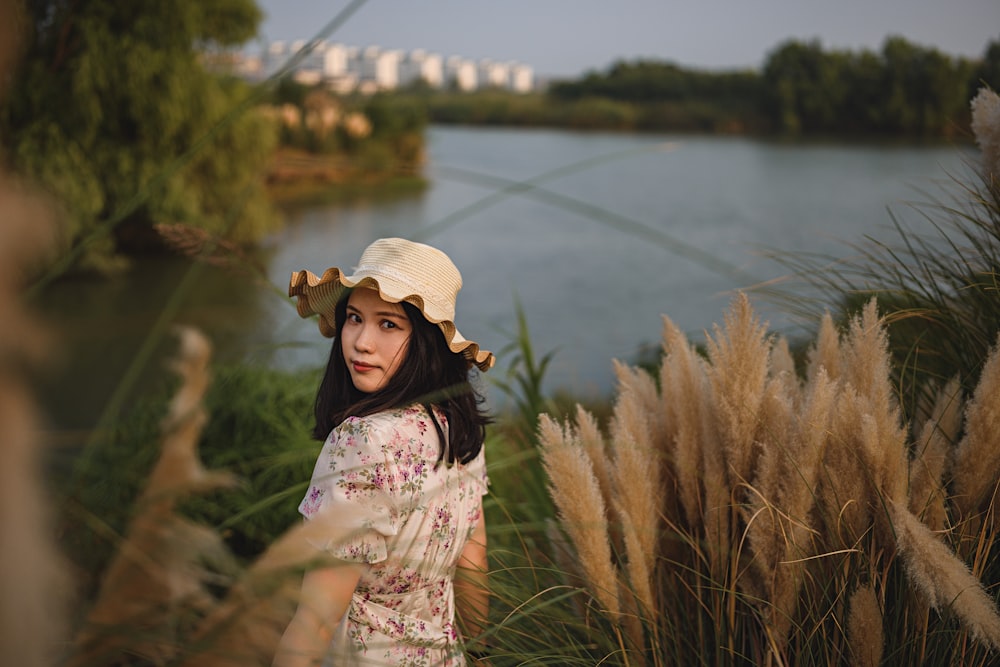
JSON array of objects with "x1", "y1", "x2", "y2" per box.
[{"x1": 288, "y1": 237, "x2": 494, "y2": 372}]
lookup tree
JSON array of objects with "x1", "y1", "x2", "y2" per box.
[
  {"x1": 1, "y1": 0, "x2": 278, "y2": 277},
  {"x1": 973, "y1": 38, "x2": 1000, "y2": 94},
  {"x1": 762, "y1": 39, "x2": 850, "y2": 134}
]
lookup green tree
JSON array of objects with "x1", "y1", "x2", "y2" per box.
[
  {"x1": 762, "y1": 39, "x2": 850, "y2": 134},
  {"x1": 972, "y1": 38, "x2": 1000, "y2": 94},
  {"x1": 1, "y1": 0, "x2": 278, "y2": 276}
]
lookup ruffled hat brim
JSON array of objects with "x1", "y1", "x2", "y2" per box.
[{"x1": 289, "y1": 268, "x2": 495, "y2": 372}]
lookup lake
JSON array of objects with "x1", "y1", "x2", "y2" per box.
[{"x1": 37, "y1": 125, "x2": 976, "y2": 431}]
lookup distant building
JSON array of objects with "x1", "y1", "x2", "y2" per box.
[
  {"x1": 510, "y1": 63, "x2": 534, "y2": 93},
  {"x1": 252, "y1": 40, "x2": 533, "y2": 93},
  {"x1": 445, "y1": 56, "x2": 478, "y2": 91},
  {"x1": 477, "y1": 59, "x2": 510, "y2": 89},
  {"x1": 399, "y1": 49, "x2": 444, "y2": 88},
  {"x1": 355, "y1": 46, "x2": 402, "y2": 90}
]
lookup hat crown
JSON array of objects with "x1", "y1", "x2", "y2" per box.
[{"x1": 352, "y1": 238, "x2": 461, "y2": 320}]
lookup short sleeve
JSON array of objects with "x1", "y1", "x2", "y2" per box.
[
  {"x1": 298, "y1": 417, "x2": 399, "y2": 563},
  {"x1": 464, "y1": 449, "x2": 490, "y2": 498}
]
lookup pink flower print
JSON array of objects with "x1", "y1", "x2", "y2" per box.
[{"x1": 301, "y1": 487, "x2": 325, "y2": 516}]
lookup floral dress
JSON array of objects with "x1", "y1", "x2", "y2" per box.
[{"x1": 298, "y1": 404, "x2": 489, "y2": 666}]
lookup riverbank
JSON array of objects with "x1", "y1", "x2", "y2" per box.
[{"x1": 265, "y1": 147, "x2": 428, "y2": 207}]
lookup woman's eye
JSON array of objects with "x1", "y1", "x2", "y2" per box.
[
  {"x1": 381, "y1": 320, "x2": 397, "y2": 329},
  {"x1": 347, "y1": 313, "x2": 361, "y2": 324}
]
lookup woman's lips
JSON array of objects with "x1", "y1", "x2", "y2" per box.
[{"x1": 352, "y1": 361, "x2": 377, "y2": 372}]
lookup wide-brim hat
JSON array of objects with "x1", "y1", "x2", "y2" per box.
[{"x1": 288, "y1": 237, "x2": 494, "y2": 372}]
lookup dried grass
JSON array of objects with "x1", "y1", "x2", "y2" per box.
[
  {"x1": 540, "y1": 289, "x2": 1000, "y2": 662},
  {"x1": 181, "y1": 510, "x2": 368, "y2": 667},
  {"x1": 847, "y1": 584, "x2": 883, "y2": 667},
  {"x1": 890, "y1": 500, "x2": 1000, "y2": 650},
  {"x1": 68, "y1": 327, "x2": 238, "y2": 666},
  {"x1": 537, "y1": 414, "x2": 620, "y2": 617},
  {"x1": 0, "y1": 176, "x2": 68, "y2": 667},
  {"x1": 608, "y1": 363, "x2": 663, "y2": 585},
  {"x1": 660, "y1": 315, "x2": 707, "y2": 533},
  {"x1": 705, "y1": 292, "x2": 772, "y2": 487},
  {"x1": 807, "y1": 312, "x2": 841, "y2": 383},
  {"x1": 952, "y1": 332, "x2": 1000, "y2": 529},
  {"x1": 909, "y1": 377, "x2": 962, "y2": 532}
]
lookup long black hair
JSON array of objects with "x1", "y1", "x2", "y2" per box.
[{"x1": 312, "y1": 290, "x2": 491, "y2": 465}]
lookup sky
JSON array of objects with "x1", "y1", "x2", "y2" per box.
[{"x1": 252, "y1": 0, "x2": 1000, "y2": 80}]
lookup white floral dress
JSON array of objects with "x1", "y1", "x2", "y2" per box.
[{"x1": 298, "y1": 404, "x2": 489, "y2": 666}]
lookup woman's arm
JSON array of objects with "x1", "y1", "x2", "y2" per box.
[
  {"x1": 455, "y1": 515, "x2": 489, "y2": 643},
  {"x1": 272, "y1": 563, "x2": 365, "y2": 667}
]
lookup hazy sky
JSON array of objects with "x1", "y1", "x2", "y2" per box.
[{"x1": 253, "y1": 0, "x2": 999, "y2": 79}]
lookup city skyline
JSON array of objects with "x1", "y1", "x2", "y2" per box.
[
  {"x1": 253, "y1": 0, "x2": 1000, "y2": 79},
  {"x1": 255, "y1": 40, "x2": 534, "y2": 93}
]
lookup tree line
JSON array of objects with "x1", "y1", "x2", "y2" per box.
[{"x1": 548, "y1": 35, "x2": 1000, "y2": 136}]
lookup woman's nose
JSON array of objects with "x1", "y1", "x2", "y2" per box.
[{"x1": 354, "y1": 325, "x2": 375, "y2": 351}]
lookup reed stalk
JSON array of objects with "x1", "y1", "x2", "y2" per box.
[
  {"x1": 0, "y1": 175, "x2": 68, "y2": 667},
  {"x1": 68, "y1": 327, "x2": 238, "y2": 666}
]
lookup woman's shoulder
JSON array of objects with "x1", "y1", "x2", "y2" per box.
[{"x1": 337, "y1": 404, "x2": 437, "y2": 437}]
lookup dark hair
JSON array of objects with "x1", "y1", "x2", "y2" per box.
[{"x1": 312, "y1": 291, "x2": 491, "y2": 465}]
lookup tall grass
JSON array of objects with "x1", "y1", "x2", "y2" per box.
[
  {"x1": 0, "y1": 173, "x2": 69, "y2": 667},
  {"x1": 537, "y1": 293, "x2": 1000, "y2": 665},
  {"x1": 530, "y1": 89, "x2": 1000, "y2": 665}
]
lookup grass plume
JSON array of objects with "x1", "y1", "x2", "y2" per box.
[
  {"x1": 538, "y1": 289, "x2": 1000, "y2": 665},
  {"x1": 68, "y1": 327, "x2": 238, "y2": 666},
  {"x1": 0, "y1": 174, "x2": 68, "y2": 667}
]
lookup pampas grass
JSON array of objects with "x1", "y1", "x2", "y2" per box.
[
  {"x1": 68, "y1": 327, "x2": 239, "y2": 666},
  {"x1": 537, "y1": 414, "x2": 620, "y2": 618},
  {"x1": 951, "y1": 332, "x2": 1000, "y2": 530},
  {"x1": 909, "y1": 376, "x2": 961, "y2": 532},
  {"x1": 0, "y1": 175, "x2": 68, "y2": 667},
  {"x1": 537, "y1": 290, "x2": 1000, "y2": 665},
  {"x1": 847, "y1": 584, "x2": 882, "y2": 667}
]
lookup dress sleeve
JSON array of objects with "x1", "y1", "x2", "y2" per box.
[
  {"x1": 466, "y1": 448, "x2": 490, "y2": 498},
  {"x1": 298, "y1": 417, "x2": 399, "y2": 563}
]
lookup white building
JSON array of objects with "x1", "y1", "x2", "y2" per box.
[
  {"x1": 445, "y1": 56, "x2": 477, "y2": 91},
  {"x1": 320, "y1": 43, "x2": 350, "y2": 78},
  {"x1": 256, "y1": 40, "x2": 531, "y2": 94},
  {"x1": 510, "y1": 63, "x2": 534, "y2": 93},
  {"x1": 477, "y1": 59, "x2": 510, "y2": 89},
  {"x1": 399, "y1": 49, "x2": 444, "y2": 88},
  {"x1": 352, "y1": 46, "x2": 402, "y2": 91}
]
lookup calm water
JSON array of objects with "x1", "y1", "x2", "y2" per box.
[{"x1": 38, "y1": 126, "x2": 975, "y2": 430}]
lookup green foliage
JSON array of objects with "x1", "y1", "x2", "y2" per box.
[
  {"x1": 763, "y1": 35, "x2": 987, "y2": 136},
  {"x1": 1, "y1": 0, "x2": 278, "y2": 278},
  {"x1": 491, "y1": 299, "x2": 557, "y2": 441},
  {"x1": 183, "y1": 363, "x2": 322, "y2": 559}
]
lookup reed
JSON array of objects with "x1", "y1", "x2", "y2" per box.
[
  {"x1": 0, "y1": 174, "x2": 68, "y2": 667},
  {"x1": 536, "y1": 290, "x2": 1000, "y2": 665},
  {"x1": 846, "y1": 584, "x2": 883, "y2": 667},
  {"x1": 68, "y1": 327, "x2": 239, "y2": 666},
  {"x1": 537, "y1": 414, "x2": 620, "y2": 618},
  {"x1": 951, "y1": 332, "x2": 1000, "y2": 533}
]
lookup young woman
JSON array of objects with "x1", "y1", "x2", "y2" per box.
[{"x1": 273, "y1": 238, "x2": 494, "y2": 667}]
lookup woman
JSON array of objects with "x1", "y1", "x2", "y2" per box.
[{"x1": 273, "y1": 238, "x2": 494, "y2": 666}]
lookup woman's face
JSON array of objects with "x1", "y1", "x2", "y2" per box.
[{"x1": 341, "y1": 287, "x2": 411, "y2": 393}]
